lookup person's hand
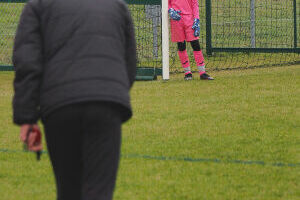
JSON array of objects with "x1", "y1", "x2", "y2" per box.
[
  {"x1": 192, "y1": 18, "x2": 200, "y2": 37},
  {"x1": 20, "y1": 124, "x2": 43, "y2": 152},
  {"x1": 169, "y1": 8, "x2": 181, "y2": 21}
]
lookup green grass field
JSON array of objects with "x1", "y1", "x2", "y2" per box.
[{"x1": 0, "y1": 65, "x2": 299, "y2": 200}]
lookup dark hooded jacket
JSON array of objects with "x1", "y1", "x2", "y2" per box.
[{"x1": 13, "y1": 0, "x2": 136, "y2": 125}]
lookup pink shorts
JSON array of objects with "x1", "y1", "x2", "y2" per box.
[{"x1": 170, "y1": 14, "x2": 199, "y2": 42}]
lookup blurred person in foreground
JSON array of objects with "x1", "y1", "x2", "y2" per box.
[{"x1": 12, "y1": 0, "x2": 136, "y2": 199}]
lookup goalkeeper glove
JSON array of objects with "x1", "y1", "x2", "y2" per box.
[
  {"x1": 168, "y1": 8, "x2": 181, "y2": 21},
  {"x1": 192, "y1": 18, "x2": 200, "y2": 37}
]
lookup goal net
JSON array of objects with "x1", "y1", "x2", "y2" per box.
[{"x1": 127, "y1": 0, "x2": 299, "y2": 78}]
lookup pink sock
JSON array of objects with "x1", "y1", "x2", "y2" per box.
[
  {"x1": 193, "y1": 51, "x2": 206, "y2": 75},
  {"x1": 178, "y1": 50, "x2": 190, "y2": 69},
  {"x1": 178, "y1": 51, "x2": 191, "y2": 74}
]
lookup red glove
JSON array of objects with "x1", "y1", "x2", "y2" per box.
[{"x1": 20, "y1": 124, "x2": 43, "y2": 159}]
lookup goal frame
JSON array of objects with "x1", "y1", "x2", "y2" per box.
[{"x1": 161, "y1": 0, "x2": 169, "y2": 80}]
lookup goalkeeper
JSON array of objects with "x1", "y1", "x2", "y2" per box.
[{"x1": 168, "y1": 0, "x2": 214, "y2": 80}]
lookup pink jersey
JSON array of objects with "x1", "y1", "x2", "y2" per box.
[{"x1": 168, "y1": 0, "x2": 199, "y2": 19}]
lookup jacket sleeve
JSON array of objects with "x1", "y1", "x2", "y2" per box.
[
  {"x1": 192, "y1": 0, "x2": 200, "y2": 19},
  {"x1": 123, "y1": 5, "x2": 137, "y2": 88},
  {"x1": 12, "y1": 1, "x2": 44, "y2": 125}
]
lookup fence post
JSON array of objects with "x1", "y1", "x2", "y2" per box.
[
  {"x1": 250, "y1": 0, "x2": 256, "y2": 48},
  {"x1": 145, "y1": 5, "x2": 161, "y2": 59},
  {"x1": 293, "y1": 0, "x2": 297, "y2": 48},
  {"x1": 206, "y1": 0, "x2": 212, "y2": 56}
]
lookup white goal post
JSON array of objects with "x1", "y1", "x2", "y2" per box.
[{"x1": 162, "y1": 0, "x2": 170, "y2": 80}]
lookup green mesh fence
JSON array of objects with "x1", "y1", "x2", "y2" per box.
[
  {"x1": 169, "y1": 0, "x2": 300, "y2": 72},
  {"x1": 204, "y1": 0, "x2": 300, "y2": 71},
  {"x1": 0, "y1": 0, "x2": 299, "y2": 73},
  {"x1": 128, "y1": 0, "x2": 299, "y2": 73},
  {"x1": 213, "y1": 0, "x2": 296, "y2": 48},
  {"x1": 0, "y1": 1, "x2": 24, "y2": 70}
]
